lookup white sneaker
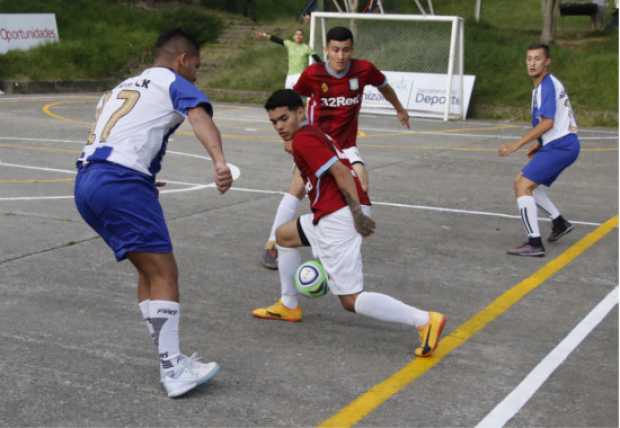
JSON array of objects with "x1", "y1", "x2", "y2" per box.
[{"x1": 161, "y1": 354, "x2": 220, "y2": 398}]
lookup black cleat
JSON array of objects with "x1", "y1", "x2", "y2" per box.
[{"x1": 548, "y1": 220, "x2": 575, "y2": 242}]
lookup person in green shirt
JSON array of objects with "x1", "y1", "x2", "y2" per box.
[{"x1": 256, "y1": 29, "x2": 322, "y2": 87}]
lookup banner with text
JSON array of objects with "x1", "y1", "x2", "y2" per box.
[
  {"x1": 362, "y1": 71, "x2": 476, "y2": 118},
  {"x1": 0, "y1": 14, "x2": 59, "y2": 54}
]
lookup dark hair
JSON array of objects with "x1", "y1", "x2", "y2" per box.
[
  {"x1": 155, "y1": 28, "x2": 200, "y2": 57},
  {"x1": 326, "y1": 26, "x2": 354, "y2": 45},
  {"x1": 264, "y1": 89, "x2": 303, "y2": 111},
  {"x1": 527, "y1": 43, "x2": 550, "y2": 58}
]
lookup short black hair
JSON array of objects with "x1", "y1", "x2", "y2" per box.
[
  {"x1": 155, "y1": 28, "x2": 200, "y2": 57},
  {"x1": 326, "y1": 26, "x2": 354, "y2": 45},
  {"x1": 527, "y1": 43, "x2": 550, "y2": 58},
  {"x1": 264, "y1": 89, "x2": 303, "y2": 111}
]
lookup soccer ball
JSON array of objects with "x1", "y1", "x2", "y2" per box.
[{"x1": 294, "y1": 259, "x2": 329, "y2": 298}]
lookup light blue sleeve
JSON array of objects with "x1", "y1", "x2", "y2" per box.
[
  {"x1": 169, "y1": 74, "x2": 213, "y2": 117},
  {"x1": 539, "y1": 76, "x2": 556, "y2": 119}
]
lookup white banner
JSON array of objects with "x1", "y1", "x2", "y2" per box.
[
  {"x1": 0, "y1": 14, "x2": 59, "y2": 54},
  {"x1": 362, "y1": 71, "x2": 476, "y2": 118}
]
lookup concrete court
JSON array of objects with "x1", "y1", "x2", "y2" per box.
[{"x1": 0, "y1": 94, "x2": 617, "y2": 428}]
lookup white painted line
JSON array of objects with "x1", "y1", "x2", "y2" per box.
[
  {"x1": 373, "y1": 200, "x2": 602, "y2": 227},
  {"x1": 0, "y1": 195, "x2": 75, "y2": 201},
  {"x1": 0, "y1": 162, "x2": 605, "y2": 227},
  {"x1": 227, "y1": 186, "x2": 602, "y2": 227},
  {"x1": 0, "y1": 160, "x2": 76, "y2": 175},
  {"x1": 476, "y1": 286, "x2": 619, "y2": 428}
]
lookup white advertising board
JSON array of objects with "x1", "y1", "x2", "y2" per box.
[
  {"x1": 362, "y1": 71, "x2": 476, "y2": 118},
  {"x1": 0, "y1": 14, "x2": 59, "y2": 54}
]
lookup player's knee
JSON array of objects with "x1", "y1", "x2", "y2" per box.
[
  {"x1": 275, "y1": 224, "x2": 295, "y2": 248},
  {"x1": 514, "y1": 176, "x2": 534, "y2": 196}
]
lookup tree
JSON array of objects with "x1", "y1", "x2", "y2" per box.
[
  {"x1": 541, "y1": 0, "x2": 560, "y2": 44},
  {"x1": 330, "y1": 0, "x2": 360, "y2": 12}
]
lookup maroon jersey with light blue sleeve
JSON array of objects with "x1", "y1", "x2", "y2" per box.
[
  {"x1": 293, "y1": 59, "x2": 386, "y2": 150},
  {"x1": 292, "y1": 125, "x2": 371, "y2": 224}
]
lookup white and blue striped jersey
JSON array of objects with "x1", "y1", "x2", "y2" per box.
[
  {"x1": 531, "y1": 73, "x2": 578, "y2": 145},
  {"x1": 78, "y1": 66, "x2": 212, "y2": 177}
]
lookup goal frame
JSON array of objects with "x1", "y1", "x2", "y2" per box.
[{"x1": 309, "y1": 11, "x2": 465, "y2": 121}]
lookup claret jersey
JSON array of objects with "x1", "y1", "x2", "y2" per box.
[
  {"x1": 293, "y1": 59, "x2": 386, "y2": 149},
  {"x1": 77, "y1": 66, "x2": 212, "y2": 177},
  {"x1": 292, "y1": 124, "x2": 371, "y2": 224}
]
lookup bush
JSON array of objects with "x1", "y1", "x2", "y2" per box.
[{"x1": 0, "y1": 0, "x2": 221, "y2": 80}]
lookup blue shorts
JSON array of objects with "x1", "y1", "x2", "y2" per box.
[
  {"x1": 522, "y1": 133, "x2": 580, "y2": 187},
  {"x1": 74, "y1": 162, "x2": 172, "y2": 261}
]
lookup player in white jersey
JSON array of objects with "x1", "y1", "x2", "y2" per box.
[
  {"x1": 498, "y1": 43, "x2": 580, "y2": 257},
  {"x1": 74, "y1": 29, "x2": 233, "y2": 398}
]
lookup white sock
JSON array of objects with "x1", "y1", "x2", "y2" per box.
[
  {"x1": 277, "y1": 245, "x2": 300, "y2": 309},
  {"x1": 268, "y1": 193, "x2": 301, "y2": 242},
  {"x1": 353, "y1": 291, "x2": 429, "y2": 327},
  {"x1": 533, "y1": 187, "x2": 560, "y2": 220},
  {"x1": 138, "y1": 300, "x2": 155, "y2": 344},
  {"x1": 149, "y1": 300, "x2": 181, "y2": 372},
  {"x1": 517, "y1": 196, "x2": 540, "y2": 238}
]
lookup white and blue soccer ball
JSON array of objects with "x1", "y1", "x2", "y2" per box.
[{"x1": 294, "y1": 259, "x2": 329, "y2": 298}]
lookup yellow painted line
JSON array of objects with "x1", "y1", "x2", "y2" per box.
[
  {"x1": 442, "y1": 124, "x2": 519, "y2": 133},
  {"x1": 318, "y1": 215, "x2": 619, "y2": 428},
  {"x1": 40, "y1": 103, "x2": 617, "y2": 154},
  {"x1": 0, "y1": 143, "x2": 78, "y2": 155},
  {"x1": 42, "y1": 101, "x2": 91, "y2": 126},
  {"x1": 0, "y1": 178, "x2": 73, "y2": 184}
]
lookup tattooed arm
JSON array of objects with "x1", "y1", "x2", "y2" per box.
[{"x1": 329, "y1": 161, "x2": 376, "y2": 237}]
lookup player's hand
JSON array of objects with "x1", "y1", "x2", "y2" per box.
[
  {"x1": 353, "y1": 212, "x2": 376, "y2": 237},
  {"x1": 283, "y1": 140, "x2": 293, "y2": 154},
  {"x1": 397, "y1": 109, "x2": 410, "y2": 129},
  {"x1": 255, "y1": 31, "x2": 267, "y2": 40},
  {"x1": 498, "y1": 142, "x2": 518, "y2": 157},
  {"x1": 214, "y1": 162, "x2": 233, "y2": 194},
  {"x1": 527, "y1": 144, "x2": 541, "y2": 159}
]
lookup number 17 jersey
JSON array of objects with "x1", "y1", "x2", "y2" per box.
[{"x1": 77, "y1": 66, "x2": 212, "y2": 177}]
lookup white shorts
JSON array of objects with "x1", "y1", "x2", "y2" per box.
[
  {"x1": 343, "y1": 146, "x2": 364, "y2": 165},
  {"x1": 299, "y1": 205, "x2": 372, "y2": 295}
]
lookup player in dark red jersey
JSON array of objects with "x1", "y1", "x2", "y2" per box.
[
  {"x1": 260, "y1": 26, "x2": 410, "y2": 270},
  {"x1": 252, "y1": 89, "x2": 445, "y2": 358}
]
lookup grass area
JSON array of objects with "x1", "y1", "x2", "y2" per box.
[
  {"x1": 0, "y1": 0, "x2": 221, "y2": 80},
  {"x1": 437, "y1": 0, "x2": 619, "y2": 125},
  {"x1": 204, "y1": 0, "x2": 618, "y2": 126},
  {"x1": 1, "y1": 0, "x2": 616, "y2": 125},
  {"x1": 203, "y1": 18, "x2": 306, "y2": 92}
]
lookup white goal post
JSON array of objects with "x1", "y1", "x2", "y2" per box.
[{"x1": 309, "y1": 12, "x2": 468, "y2": 120}]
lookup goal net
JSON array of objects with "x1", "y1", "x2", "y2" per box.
[{"x1": 309, "y1": 12, "x2": 468, "y2": 120}]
